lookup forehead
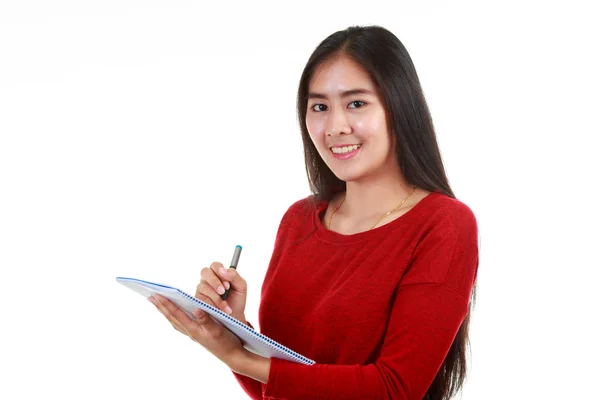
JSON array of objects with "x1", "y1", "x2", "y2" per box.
[{"x1": 309, "y1": 56, "x2": 376, "y2": 93}]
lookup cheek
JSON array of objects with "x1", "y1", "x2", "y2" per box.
[
  {"x1": 306, "y1": 115, "x2": 326, "y2": 143},
  {"x1": 352, "y1": 112, "x2": 386, "y2": 139}
]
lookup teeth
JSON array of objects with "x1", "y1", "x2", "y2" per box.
[{"x1": 332, "y1": 144, "x2": 361, "y2": 154}]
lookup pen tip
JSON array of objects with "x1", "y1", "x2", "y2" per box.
[{"x1": 236, "y1": 245, "x2": 242, "y2": 249}]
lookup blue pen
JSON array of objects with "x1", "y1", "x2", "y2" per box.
[{"x1": 221, "y1": 245, "x2": 242, "y2": 300}]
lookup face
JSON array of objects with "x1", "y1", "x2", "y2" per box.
[{"x1": 305, "y1": 56, "x2": 398, "y2": 184}]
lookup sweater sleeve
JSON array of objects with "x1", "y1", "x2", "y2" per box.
[{"x1": 262, "y1": 205, "x2": 479, "y2": 400}]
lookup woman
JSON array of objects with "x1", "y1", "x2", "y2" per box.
[{"x1": 149, "y1": 25, "x2": 479, "y2": 400}]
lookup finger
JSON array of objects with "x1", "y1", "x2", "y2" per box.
[
  {"x1": 215, "y1": 265, "x2": 247, "y2": 295},
  {"x1": 200, "y1": 265, "x2": 229, "y2": 296},
  {"x1": 179, "y1": 294, "x2": 225, "y2": 340},
  {"x1": 196, "y1": 281, "x2": 234, "y2": 315},
  {"x1": 151, "y1": 295, "x2": 195, "y2": 334},
  {"x1": 148, "y1": 295, "x2": 186, "y2": 331},
  {"x1": 208, "y1": 262, "x2": 232, "y2": 290},
  {"x1": 149, "y1": 296, "x2": 223, "y2": 344},
  {"x1": 149, "y1": 299, "x2": 187, "y2": 335},
  {"x1": 188, "y1": 294, "x2": 225, "y2": 336}
]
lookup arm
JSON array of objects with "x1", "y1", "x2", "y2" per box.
[
  {"x1": 260, "y1": 284, "x2": 469, "y2": 400},
  {"x1": 236, "y1": 204, "x2": 479, "y2": 400},
  {"x1": 231, "y1": 321, "x2": 264, "y2": 399}
]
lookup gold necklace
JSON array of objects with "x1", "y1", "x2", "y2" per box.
[{"x1": 328, "y1": 185, "x2": 418, "y2": 231}]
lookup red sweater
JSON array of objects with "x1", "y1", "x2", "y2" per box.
[{"x1": 233, "y1": 191, "x2": 479, "y2": 399}]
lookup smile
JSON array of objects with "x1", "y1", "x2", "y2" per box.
[
  {"x1": 330, "y1": 144, "x2": 362, "y2": 154},
  {"x1": 330, "y1": 144, "x2": 362, "y2": 160}
]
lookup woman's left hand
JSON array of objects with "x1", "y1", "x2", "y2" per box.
[{"x1": 148, "y1": 294, "x2": 247, "y2": 369}]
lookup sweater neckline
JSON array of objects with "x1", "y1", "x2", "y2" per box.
[{"x1": 313, "y1": 190, "x2": 442, "y2": 244}]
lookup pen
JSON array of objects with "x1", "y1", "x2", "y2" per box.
[{"x1": 221, "y1": 245, "x2": 242, "y2": 300}]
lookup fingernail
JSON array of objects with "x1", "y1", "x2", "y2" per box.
[
  {"x1": 217, "y1": 286, "x2": 225, "y2": 295},
  {"x1": 224, "y1": 281, "x2": 230, "y2": 290},
  {"x1": 219, "y1": 268, "x2": 227, "y2": 277},
  {"x1": 224, "y1": 306, "x2": 232, "y2": 314}
]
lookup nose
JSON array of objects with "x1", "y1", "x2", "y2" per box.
[{"x1": 326, "y1": 106, "x2": 351, "y2": 137}]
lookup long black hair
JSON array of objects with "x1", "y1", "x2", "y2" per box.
[{"x1": 296, "y1": 25, "x2": 477, "y2": 400}]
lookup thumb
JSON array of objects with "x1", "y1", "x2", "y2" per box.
[
  {"x1": 193, "y1": 308, "x2": 207, "y2": 320},
  {"x1": 190, "y1": 308, "x2": 223, "y2": 338}
]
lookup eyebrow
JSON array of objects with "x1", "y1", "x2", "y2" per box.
[{"x1": 307, "y1": 88, "x2": 374, "y2": 100}]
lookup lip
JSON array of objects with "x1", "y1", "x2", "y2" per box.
[{"x1": 330, "y1": 144, "x2": 362, "y2": 160}]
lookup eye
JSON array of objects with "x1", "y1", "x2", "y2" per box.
[
  {"x1": 348, "y1": 101, "x2": 366, "y2": 109},
  {"x1": 310, "y1": 104, "x2": 328, "y2": 112}
]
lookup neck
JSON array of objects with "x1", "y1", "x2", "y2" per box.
[{"x1": 342, "y1": 173, "x2": 414, "y2": 219}]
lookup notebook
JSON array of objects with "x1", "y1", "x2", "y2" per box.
[{"x1": 116, "y1": 277, "x2": 315, "y2": 365}]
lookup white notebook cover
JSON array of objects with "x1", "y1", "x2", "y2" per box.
[{"x1": 116, "y1": 277, "x2": 315, "y2": 365}]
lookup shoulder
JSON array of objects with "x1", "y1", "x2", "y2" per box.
[
  {"x1": 270, "y1": 195, "x2": 324, "y2": 244},
  {"x1": 281, "y1": 194, "x2": 326, "y2": 220},
  {"x1": 272, "y1": 195, "x2": 323, "y2": 234},
  {"x1": 409, "y1": 192, "x2": 479, "y2": 267},
  {"x1": 424, "y1": 192, "x2": 478, "y2": 235},
  {"x1": 402, "y1": 193, "x2": 479, "y2": 297}
]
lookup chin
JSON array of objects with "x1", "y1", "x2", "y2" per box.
[{"x1": 331, "y1": 168, "x2": 366, "y2": 183}]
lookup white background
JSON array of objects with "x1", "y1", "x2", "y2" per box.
[{"x1": 1, "y1": 1, "x2": 598, "y2": 399}]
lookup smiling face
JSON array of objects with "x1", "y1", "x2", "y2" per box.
[{"x1": 305, "y1": 55, "x2": 399, "y2": 184}]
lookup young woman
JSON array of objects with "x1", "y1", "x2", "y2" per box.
[{"x1": 149, "y1": 25, "x2": 479, "y2": 400}]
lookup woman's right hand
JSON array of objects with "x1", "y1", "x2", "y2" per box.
[{"x1": 196, "y1": 262, "x2": 248, "y2": 325}]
